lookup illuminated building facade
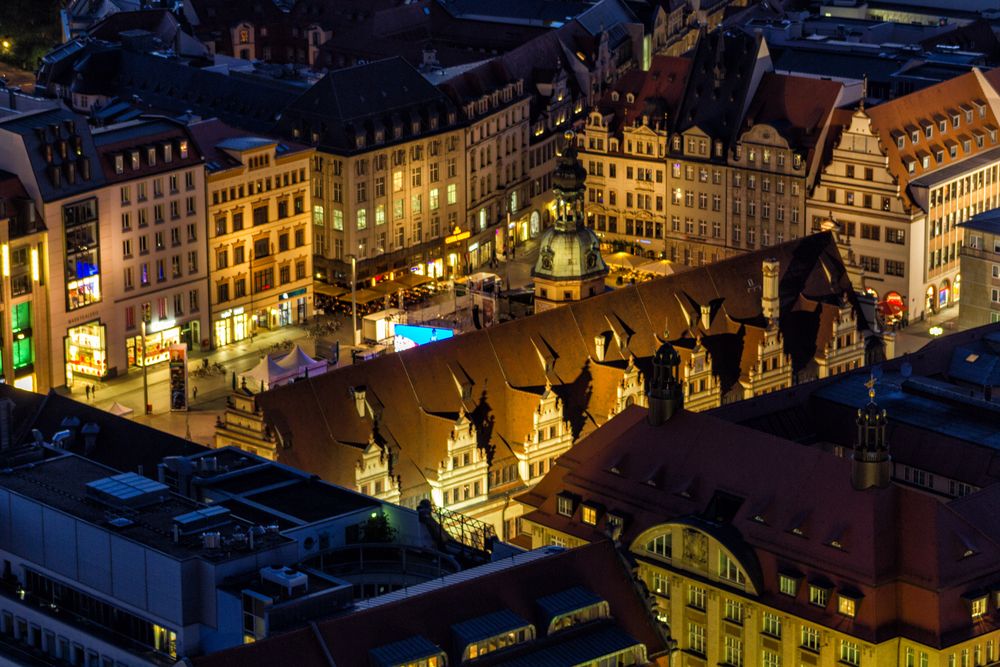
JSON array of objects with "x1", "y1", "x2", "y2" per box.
[
  {"x1": 278, "y1": 58, "x2": 467, "y2": 289},
  {"x1": 0, "y1": 107, "x2": 208, "y2": 389},
  {"x1": 190, "y1": 120, "x2": 314, "y2": 349},
  {"x1": 808, "y1": 69, "x2": 1000, "y2": 320},
  {"x1": 579, "y1": 34, "x2": 842, "y2": 268},
  {"x1": 0, "y1": 175, "x2": 49, "y2": 392}
]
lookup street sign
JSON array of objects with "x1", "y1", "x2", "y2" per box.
[{"x1": 169, "y1": 344, "x2": 188, "y2": 412}]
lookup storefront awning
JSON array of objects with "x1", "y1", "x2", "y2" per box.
[
  {"x1": 338, "y1": 288, "x2": 384, "y2": 304},
  {"x1": 370, "y1": 280, "x2": 405, "y2": 295},
  {"x1": 314, "y1": 283, "x2": 349, "y2": 298},
  {"x1": 396, "y1": 273, "x2": 433, "y2": 289}
]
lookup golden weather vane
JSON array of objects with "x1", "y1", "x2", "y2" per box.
[{"x1": 864, "y1": 373, "x2": 877, "y2": 402}]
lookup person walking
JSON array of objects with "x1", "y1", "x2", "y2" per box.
[
  {"x1": 85, "y1": 385, "x2": 90, "y2": 401},
  {"x1": 192, "y1": 386, "x2": 198, "y2": 401}
]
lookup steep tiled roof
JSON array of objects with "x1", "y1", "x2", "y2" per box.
[
  {"x1": 257, "y1": 233, "x2": 867, "y2": 492},
  {"x1": 741, "y1": 72, "x2": 843, "y2": 176},
  {"x1": 595, "y1": 55, "x2": 691, "y2": 132},
  {"x1": 193, "y1": 541, "x2": 670, "y2": 667},
  {"x1": 865, "y1": 68, "x2": 1000, "y2": 202}
]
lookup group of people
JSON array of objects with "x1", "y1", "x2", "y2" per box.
[{"x1": 83, "y1": 383, "x2": 98, "y2": 400}]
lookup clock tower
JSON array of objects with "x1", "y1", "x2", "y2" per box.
[{"x1": 532, "y1": 131, "x2": 608, "y2": 312}]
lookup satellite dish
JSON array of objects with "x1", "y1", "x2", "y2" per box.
[
  {"x1": 900, "y1": 362, "x2": 913, "y2": 378},
  {"x1": 872, "y1": 365, "x2": 883, "y2": 380}
]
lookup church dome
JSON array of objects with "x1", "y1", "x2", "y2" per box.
[{"x1": 533, "y1": 224, "x2": 607, "y2": 280}]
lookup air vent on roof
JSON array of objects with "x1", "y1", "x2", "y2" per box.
[
  {"x1": 86, "y1": 472, "x2": 169, "y2": 508},
  {"x1": 172, "y1": 505, "x2": 231, "y2": 541}
]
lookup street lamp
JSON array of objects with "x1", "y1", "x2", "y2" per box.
[
  {"x1": 349, "y1": 254, "x2": 360, "y2": 346},
  {"x1": 141, "y1": 317, "x2": 150, "y2": 414}
]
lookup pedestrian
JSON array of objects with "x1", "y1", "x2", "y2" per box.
[
  {"x1": 193, "y1": 386, "x2": 198, "y2": 400},
  {"x1": 85, "y1": 385, "x2": 90, "y2": 400},
  {"x1": 91, "y1": 384, "x2": 96, "y2": 398}
]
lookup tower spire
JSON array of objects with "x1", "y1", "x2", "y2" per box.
[
  {"x1": 647, "y1": 333, "x2": 683, "y2": 426},
  {"x1": 852, "y1": 371, "x2": 891, "y2": 490}
]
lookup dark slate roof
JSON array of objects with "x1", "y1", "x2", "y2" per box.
[
  {"x1": 960, "y1": 208, "x2": 1000, "y2": 235},
  {"x1": 87, "y1": 9, "x2": 181, "y2": 44},
  {"x1": 277, "y1": 57, "x2": 458, "y2": 153},
  {"x1": 369, "y1": 635, "x2": 442, "y2": 667},
  {"x1": 451, "y1": 609, "x2": 531, "y2": 645},
  {"x1": 535, "y1": 586, "x2": 603, "y2": 621},
  {"x1": 949, "y1": 337, "x2": 1000, "y2": 388},
  {"x1": 437, "y1": 0, "x2": 594, "y2": 25},
  {"x1": 0, "y1": 385, "x2": 206, "y2": 478},
  {"x1": 0, "y1": 107, "x2": 107, "y2": 203},
  {"x1": 72, "y1": 49, "x2": 304, "y2": 132},
  {"x1": 673, "y1": 30, "x2": 764, "y2": 149},
  {"x1": 575, "y1": 0, "x2": 638, "y2": 36}
]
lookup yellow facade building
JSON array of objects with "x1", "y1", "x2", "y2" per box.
[{"x1": 190, "y1": 120, "x2": 314, "y2": 348}]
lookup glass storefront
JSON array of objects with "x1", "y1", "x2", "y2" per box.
[
  {"x1": 214, "y1": 307, "x2": 250, "y2": 347},
  {"x1": 66, "y1": 321, "x2": 107, "y2": 378},
  {"x1": 126, "y1": 326, "x2": 181, "y2": 368},
  {"x1": 11, "y1": 302, "x2": 32, "y2": 372},
  {"x1": 63, "y1": 198, "x2": 102, "y2": 311}
]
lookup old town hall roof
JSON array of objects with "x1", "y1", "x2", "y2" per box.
[{"x1": 256, "y1": 232, "x2": 869, "y2": 493}]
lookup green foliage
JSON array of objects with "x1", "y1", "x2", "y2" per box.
[
  {"x1": 361, "y1": 514, "x2": 397, "y2": 543},
  {"x1": 0, "y1": 0, "x2": 62, "y2": 70}
]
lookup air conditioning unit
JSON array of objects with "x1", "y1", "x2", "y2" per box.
[{"x1": 260, "y1": 566, "x2": 309, "y2": 596}]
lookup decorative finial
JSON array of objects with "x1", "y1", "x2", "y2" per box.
[{"x1": 864, "y1": 372, "x2": 877, "y2": 403}]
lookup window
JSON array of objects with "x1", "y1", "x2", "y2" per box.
[
  {"x1": 581, "y1": 505, "x2": 598, "y2": 525},
  {"x1": 763, "y1": 649, "x2": 781, "y2": 667},
  {"x1": 688, "y1": 622, "x2": 705, "y2": 655},
  {"x1": 556, "y1": 495, "x2": 574, "y2": 517},
  {"x1": 779, "y1": 574, "x2": 798, "y2": 596},
  {"x1": 860, "y1": 223, "x2": 881, "y2": 241},
  {"x1": 724, "y1": 636, "x2": 743, "y2": 667},
  {"x1": 971, "y1": 596, "x2": 988, "y2": 618},
  {"x1": 838, "y1": 595, "x2": 857, "y2": 618},
  {"x1": 688, "y1": 585, "x2": 706, "y2": 610},
  {"x1": 724, "y1": 599, "x2": 744, "y2": 624},
  {"x1": 809, "y1": 584, "x2": 830, "y2": 607},
  {"x1": 886, "y1": 228, "x2": 905, "y2": 244},
  {"x1": 645, "y1": 533, "x2": 671, "y2": 558},
  {"x1": 801, "y1": 625, "x2": 820, "y2": 651},
  {"x1": 761, "y1": 612, "x2": 781, "y2": 638},
  {"x1": 719, "y1": 552, "x2": 745, "y2": 586},
  {"x1": 840, "y1": 640, "x2": 860, "y2": 666}
]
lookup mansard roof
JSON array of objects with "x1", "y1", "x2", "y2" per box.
[
  {"x1": 519, "y1": 398, "x2": 1000, "y2": 645},
  {"x1": 256, "y1": 233, "x2": 868, "y2": 492}
]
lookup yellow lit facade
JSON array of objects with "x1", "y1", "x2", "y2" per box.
[{"x1": 202, "y1": 134, "x2": 315, "y2": 348}]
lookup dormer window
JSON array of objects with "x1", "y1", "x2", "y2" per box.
[
  {"x1": 179, "y1": 140, "x2": 189, "y2": 159},
  {"x1": 625, "y1": 93, "x2": 634, "y2": 103},
  {"x1": 967, "y1": 593, "x2": 989, "y2": 619},
  {"x1": 163, "y1": 143, "x2": 172, "y2": 163},
  {"x1": 114, "y1": 154, "x2": 124, "y2": 175},
  {"x1": 778, "y1": 573, "x2": 799, "y2": 596},
  {"x1": 896, "y1": 136, "x2": 905, "y2": 149},
  {"x1": 131, "y1": 151, "x2": 140, "y2": 170},
  {"x1": 356, "y1": 134, "x2": 366, "y2": 149},
  {"x1": 939, "y1": 120, "x2": 947, "y2": 133},
  {"x1": 924, "y1": 125, "x2": 933, "y2": 139},
  {"x1": 809, "y1": 583, "x2": 831, "y2": 607},
  {"x1": 393, "y1": 125, "x2": 402, "y2": 139},
  {"x1": 952, "y1": 113, "x2": 961, "y2": 128},
  {"x1": 611, "y1": 91, "x2": 619, "y2": 101},
  {"x1": 147, "y1": 147, "x2": 156, "y2": 166},
  {"x1": 581, "y1": 503, "x2": 599, "y2": 525},
  {"x1": 556, "y1": 493, "x2": 575, "y2": 517},
  {"x1": 838, "y1": 593, "x2": 859, "y2": 618},
  {"x1": 911, "y1": 131, "x2": 919, "y2": 144},
  {"x1": 718, "y1": 551, "x2": 745, "y2": 586}
]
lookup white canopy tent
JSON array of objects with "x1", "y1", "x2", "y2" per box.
[
  {"x1": 108, "y1": 402, "x2": 134, "y2": 418},
  {"x1": 241, "y1": 345, "x2": 328, "y2": 391}
]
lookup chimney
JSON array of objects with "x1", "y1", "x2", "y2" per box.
[
  {"x1": 852, "y1": 377, "x2": 891, "y2": 490},
  {"x1": 647, "y1": 338, "x2": 683, "y2": 426},
  {"x1": 700, "y1": 304, "x2": 711, "y2": 331},
  {"x1": 0, "y1": 399, "x2": 13, "y2": 451},
  {"x1": 594, "y1": 334, "x2": 606, "y2": 361},
  {"x1": 761, "y1": 258, "x2": 779, "y2": 321}
]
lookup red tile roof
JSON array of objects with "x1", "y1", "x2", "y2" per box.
[{"x1": 520, "y1": 398, "x2": 1000, "y2": 645}]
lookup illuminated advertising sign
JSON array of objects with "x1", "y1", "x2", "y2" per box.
[
  {"x1": 393, "y1": 324, "x2": 455, "y2": 352},
  {"x1": 168, "y1": 344, "x2": 188, "y2": 412}
]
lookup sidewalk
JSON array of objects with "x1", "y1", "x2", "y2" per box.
[{"x1": 889, "y1": 304, "x2": 962, "y2": 356}]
